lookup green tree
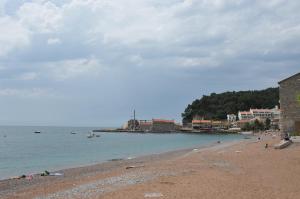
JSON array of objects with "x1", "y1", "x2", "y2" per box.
[
  {"x1": 182, "y1": 87, "x2": 279, "y2": 122},
  {"x1": 265, "y1": 118, "x2": 271, "y2": 130},
  {"x1": 242, "y1": 122, "x2": 252, "y2": 131},
  {"x1": 253, "y1": 119, "x2": 264, "y2": 131}
]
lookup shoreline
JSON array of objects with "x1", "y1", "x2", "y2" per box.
[
  {"x1": 0, "y1": 133, "x2": 243, "y2": 181},
  {"x1": 5, "y1": 131, "x2": 299, "y2": 199},
  {"x1": 93, "y1": 129, "x2": 242, "y2": 134},
  {"x1": 0, "y1": 137, "x2": 248, "y2": 198},
  {"x1": 1, "y1": 137, "x2": 243, "y2": 180}
]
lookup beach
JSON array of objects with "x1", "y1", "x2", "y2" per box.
[
  {"x1": 0, "y1": 126, "x2": 242, "y2": 180},
  {"x1": 1, "y1": 132, "x2": 300, "y2": 199}
]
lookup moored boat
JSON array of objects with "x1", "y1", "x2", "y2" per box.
[{"x1": 87, "y1": 131, "x2": 95, "y2": 138}]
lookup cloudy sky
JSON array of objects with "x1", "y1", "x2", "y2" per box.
[{"x1": 0, "y1": 0, "x2": 299, "y2": 126}]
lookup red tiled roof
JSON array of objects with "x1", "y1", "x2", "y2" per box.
[{"x1": 250, "y1": 109, "x2": 272, "y2": 112}]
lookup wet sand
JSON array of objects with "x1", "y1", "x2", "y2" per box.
[{"x1": 2, "y1": 132, "x2": 300, "y2": 199}]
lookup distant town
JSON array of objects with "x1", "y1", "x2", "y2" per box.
[
  {"x1": 113, "y1": 105, "x2": 281, "y2": 133},
  {"x1": 95, "y1": 72, "x2": 299, "y2": 135}
]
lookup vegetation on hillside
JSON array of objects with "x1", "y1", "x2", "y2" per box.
[{"x1": 182, "y1": 87, "x2": 279, "y2": 122}]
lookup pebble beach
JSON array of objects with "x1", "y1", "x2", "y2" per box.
[{"x1": 1, "y1": 132, "x2": 300, "y2": 199}]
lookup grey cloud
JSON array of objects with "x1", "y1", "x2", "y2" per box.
[{"x1": 0, "y1": 0, "x2": 299, "y2": 126}]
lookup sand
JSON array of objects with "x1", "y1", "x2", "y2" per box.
[{"x1": 1, "y1": 132, "x2": 300, "y2": 199}]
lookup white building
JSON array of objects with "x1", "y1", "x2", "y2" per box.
[
  {"x1": 250, "y1": 109, "x2": 273, "y2": 120},
  {"x1": 238, "y1": 106, "x2": 281, "y2": 121},
  {"x1": 227, "y1": 114, "x2": 237, "y2": 122},
  {"x1": 271, "y1": 106, "x2": 281, "y2": 119}
]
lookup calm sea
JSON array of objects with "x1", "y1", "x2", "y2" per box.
[{"x1": 0, "y1": 126, "x2": 241, "y2": 179}]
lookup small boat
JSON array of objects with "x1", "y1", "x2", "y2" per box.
[
  {"x1": 34, "y1": 131, "x2": 41, "y2": 134},
  {"x1": 70, "y1": 132, "x2": 76, "y2": 134},
  {"x1": 87, "y1": 131, "x2": 95, "y2": 138}
]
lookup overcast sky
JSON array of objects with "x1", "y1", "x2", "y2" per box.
[{"x1": 0, "y1": 0, "x2": 299, "y2": 127}]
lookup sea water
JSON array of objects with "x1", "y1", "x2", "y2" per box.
[{"x1": 0, "y1": 126, "x2": 241, "y2": 179}]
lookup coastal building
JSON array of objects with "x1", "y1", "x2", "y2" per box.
[
  {"x1": 272, "y1": 106, "x2": 281, "y2": 119},
  {"x1": 124, "y1": 118, "x2": 176, "y2": 132},
  {"x1": 139, "y1": 120, "x2": 153, "y2": 132},
  {"x1": 127, "y1": 119, "x2": 139, "y2": 131},
  {"x1": 250, "y1": 109, "x2": 273, "y2": 120},
  {"x1": 271, "y1": 118, "x2": 280, "y2": 129},
  {"x1": 269, "y1": 106, "x2": 281, "y2": 129},
  {"x1": 212, "y1": 121, "x2": 227, "y2": 129},
  {"x1": 182, "y1": 122, "x2": 192, "y2": 129},
  {"x1": 238, "y1": 107, "x2": 280, "y2": 122},
  {"x1": 151, "y1": 119, "x2": 175, "y2": 132},
  {"x1": 192, "y1": 120, "x2": 227, "y2": 130},
  {"x1": 227, "y1": 114, "x2": 237, "y2": 122},
  {"x1": 238, "y1": 111, "x2": 254, "y2": 120},
  {"x1": 192, "y1": 120, "x2": 212, "y2": 129},
  {"x1": 249, "y1": 107, "x2": 280, "y2": 120},
  {"x1": 278, "y1": 72, "x2": 300, "y2": 137}
]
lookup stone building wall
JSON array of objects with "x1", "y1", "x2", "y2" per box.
[
  {"x1": 279, "y1": 73, "x2": 300, "y2": 137},
  {"x1": 152, "y1": 121, "x2": 175, "y2": 132},
  {"x1": 139, "y1": 121, "x2": 152, "y2": 132}
]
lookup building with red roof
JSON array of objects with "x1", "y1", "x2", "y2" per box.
[{"x1": 151, "y1": 119, "x2": 175, "y2": 132}]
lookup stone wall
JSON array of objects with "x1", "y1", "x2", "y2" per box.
[
  {"x1": 139, "y1": 122, "x2": 152, "y2": 132},
  {"x1": 279, "y1": 73, "x2": 300, "y2": 137},
  {"x1": 152, "y1": 121, "x2": 175, "y2": 132}
]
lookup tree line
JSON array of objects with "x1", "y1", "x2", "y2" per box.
[{"x1": 182, "y1": 87, "x2": 279, "y2": 123}]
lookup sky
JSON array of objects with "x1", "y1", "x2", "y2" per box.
[{"x1": 0, "y1": 0, "x2": 299, "y2": 127}]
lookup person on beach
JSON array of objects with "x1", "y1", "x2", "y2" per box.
[{"x1": 283, "y1": 133, "x2": 290, "y2": 141}]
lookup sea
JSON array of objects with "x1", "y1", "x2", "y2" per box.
[{"x1": 0, "y1": 126, "x2": 242, "y2": 180}]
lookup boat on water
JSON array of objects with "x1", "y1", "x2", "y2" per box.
[
  {"x1": 87, "y1": 131, "x2": 95, "y2": 138},
  {"x1": 87, "y1": 131, "x2": 100, "y2": 138},
  {"x1": 34, "y1": 131, "x2": 41, "y2": 134},
  {"x1": 70, "y1": 131, "x2": 76, "y2": 134}
]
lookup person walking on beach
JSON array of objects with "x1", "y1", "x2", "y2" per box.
[{"x1": 265, "y1": 143, "x2": 268, "y2": 149}]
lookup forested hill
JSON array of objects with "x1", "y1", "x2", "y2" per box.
[{"x1": 182, "y1": 87, "x2": 279, "y2": 122}]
